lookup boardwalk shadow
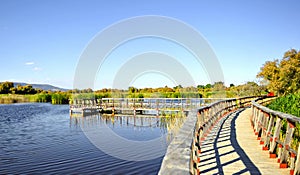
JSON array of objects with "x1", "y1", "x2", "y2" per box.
[
  {"x1": 230, "y1": 109, "x2": 261, "y2": 174},
  {"x1": 199, "y1": 108, "x2": 261, "y2": 175}
]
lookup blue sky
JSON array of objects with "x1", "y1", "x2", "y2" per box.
[{"x1": 0, "y1": 0, "x2": 299, "y2": 89}]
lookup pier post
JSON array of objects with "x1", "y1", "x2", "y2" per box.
[{"x1": 156, "y1": 99, "x2": 159, "y2": 116}]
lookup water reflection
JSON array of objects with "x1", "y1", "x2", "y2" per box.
[
  {"x1": 0, "y1": 104, "x2": 169, "y2": 174},
  {"x1": 70, "y1": 114, "x2": 187, "y2": 144}
]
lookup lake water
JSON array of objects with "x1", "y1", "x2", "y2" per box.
[{"x1": 0, "y1": 103, "x2": 185, "y2": 174}]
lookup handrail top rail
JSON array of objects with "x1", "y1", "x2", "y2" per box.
[
  {"x1": 101, "y1": 97, "x2": 232, "y2": 100},
  {"x1": 197, "y1": 96, "x2": 259, "y2": 112},
  {"x1": 252, "y1": 97, "x2": 300, "y2": 123},
  {"x1": 72, "y1": 97, "x2": 235, "y2": 100},
  {"x1": 72, "y1": 97, "x2": 259, "y2": 102}
]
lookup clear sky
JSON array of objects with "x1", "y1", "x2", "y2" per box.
[{"x1": 1, "y1": 0, "x2": 299, "y2": 89}]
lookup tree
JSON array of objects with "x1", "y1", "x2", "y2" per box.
[
  {"x1": 211, "y1": 82, "x2": 226, "y2": 98},
  {"x1": 197, "y1": 85, "x2": 205, "y2": 89},
  {"x1": 0, "y1": 81, "x2": 14, "y2": 94},
  {"x1": 257, "y1": 49, "x2": 300, "y2": 95},
  {"x1": 128, "y1": 86, "x2": 137, "y2": 93},
  {"x1": 212, "y1": 82, "x2": 225, "y2": 91},
  {"x1": 81, "y1": 88, "x2": 93, "y2": 93},
  {"x1": 240, "y1": 82, "x2": 262, "y2": 96},
  {"x1": 205, "y1": 84, "x2": 212, "y2": 89},
  {"x1": 173, "y1": 85, "x2": 183, "y2": 91},
  {"x1": 257, "y1": 60, "x2": 280, "y2": 94},
  {"x1": 278, "y1": 49, "x2": 300, "y2": 94},
  {"x1": 15, "y1": 85, "x2": 37, "y2": 94}
]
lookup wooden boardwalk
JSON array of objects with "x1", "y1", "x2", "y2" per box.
[{"x1": 199, "y1": 108, "x2": 289, "y2": 174}]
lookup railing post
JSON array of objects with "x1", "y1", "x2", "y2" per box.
[
  {"x1": 290, "y1": 152, "x2": 296, "y2": 175},
  {"x1": 199, "y1": 110, "x2": 205, "y2": 141},
  {"x1": 254, "y1": 110, "x2": 262, "y2": 136},
  {"x1": 203, "y1": 108, "x2": 210, "y2": 137},
  {"x1": 263, "y1": 113, "x2": 275, "y2": 150},
  {"x1": 251, "y1": 105, "x2": 255, "y2": 126},
  {"x1": 252, "y1": 107, "x2": 257, "y2": 127},
  {"x1": 191, "y1": 118, "x2": 200, "y2": 175},
  {"x1": 260, "y1": 112, "x2": 270, "y2": 145},
  {"x1": 181, "y1": 98, "x2": 183, "y2": 111},
  {"x1": 156, "y1": 99, "x2": 159, "y2": 116},
  {"x1": 270, "y1": 117, "x2": 282, "y2": 154},
  {"x1": 293, "y1": 144, "x2": 300, "y2": 175},
  {"x1": 279, "y1": 121, "x2": 295, "y2": 167}
]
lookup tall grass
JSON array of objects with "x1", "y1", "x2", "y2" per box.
[
  {"x1": 0, "y1": 94, "x2": 30, "y2": 103},
  {"x1": 0, "y1": 93, "x2": 69, "y2": 104},
  {"x1": 51, "y1": 93, "x2": 69, "y2": 104}
]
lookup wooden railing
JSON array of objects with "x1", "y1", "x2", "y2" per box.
[
  {"x1": 71, "y1": 98, "x2": 227, "y2": 109},
  {"x1": 71, "y1": 98, "x2": 230, "y2": 116},
  {"x1": 252, "y1": 97, "x2": 300, "y2": 175},
  {"x1": 190, "y1": 96, "x2": 257, "y2": 174},
  {"x1": 159, "y1": 96, "x2": 258, "y2": 174}
]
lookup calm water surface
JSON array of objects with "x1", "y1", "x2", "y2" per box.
[{"x1": 0, "y1": 103, "x2": 184, "y2": 174}]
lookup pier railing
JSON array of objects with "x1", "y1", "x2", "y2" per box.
[
  {"x1": 72, "y1": 98, "x2": 227, "y2": 108},
  {"x1": 100, "y1": 98, "x2": 206, "y2": 111},
  {"x1": 159, "y1": 96, "x2": 258, "y2": 174},
  {"x1": 70, "y1": 98, "x2": 230, "y2": 115},
  {"x1": 252, "y1": 97, "x2": 300, "y2": 175}
]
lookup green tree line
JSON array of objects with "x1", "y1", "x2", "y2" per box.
[
  {"x1": 0, "y1": 82, "x2": 40, "y2": 94},
  {"x1": 0, "y1": 79, "x2": 268, "y2": 104},
  {"x1": 0, "y1": 82, "x2": 69, "y2": 104}
]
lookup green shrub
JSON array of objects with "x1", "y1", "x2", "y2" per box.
[
  {"x1": 267, "y1": 93, "x2": 300, "y2": 150},
  {"x1": 267, "y1": 93, "x2": 300, "y2": 117}
]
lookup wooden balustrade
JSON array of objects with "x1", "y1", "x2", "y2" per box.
[
  {"x1": 71, "y1": 98, "x2": 226, "y2": 108},
  {"x1": 252, "y1": 97, "x2": 300, "y2": 175},
  {"x1": 74, "y1": 96, "x2": 298, "y2": 175},
  {"x1": 70, "y1": 98, "x2": 229, "y2": 116},
  {"x1": 189, "y1": 96, "x2": 258, "y2": 174},
  {"x1": 158, "y1": 96, "x2": 258, "y2": 174}
]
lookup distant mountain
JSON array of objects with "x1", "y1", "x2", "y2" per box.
[{"x1": 13, "y1": 82, "x2": 69, "y2": 92}]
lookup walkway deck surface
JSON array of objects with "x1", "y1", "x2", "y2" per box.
[{"x1": 199, "y1": 108, "x2": 289, "y2": 174}]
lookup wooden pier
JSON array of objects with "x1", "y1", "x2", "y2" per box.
[
  {"x1": 70, "y1": 98, "x2": 225, "y2": 116},
  {"x1": 69, "y1": 106, "x2": 100, "y2": 116}
]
